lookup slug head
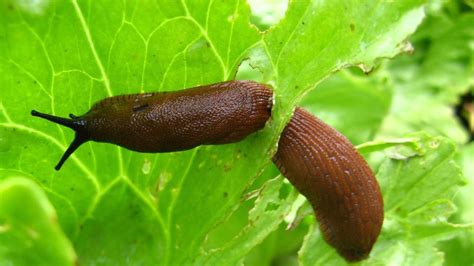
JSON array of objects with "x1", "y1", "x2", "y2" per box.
[{"x1": 31, "y1": 110, "x2": 89, "y2": 170}]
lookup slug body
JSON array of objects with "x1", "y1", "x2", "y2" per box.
[
  {"x1": 32, "y1": 81, "x2": 272, "y2": 170},
  {"x1": 272, "y1": 108, "x2": 384, "y2": 262}
]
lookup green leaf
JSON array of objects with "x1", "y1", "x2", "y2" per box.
[
  {"x1": 378, "y1": 12, "x2": 474, "y2": 143},
  {"x1": 200, "y1": 176, "x2": 298, "y2": 265},
  {"x1": 0, "y1": 177, "x2": 76, "y2": 265},
  {"x1": 0, "y1": 0, "x2": 430, "y2": 264},
  {"x1": 453, "y1": 143, "x2": 474, "y2": 224},
  {"x1": 415, "y1": 14, "x2": 474, "y2": 102},
  {"x1": 438, "y1": 142, "x2": 474, "y2": 266},
  {"x1": 356, "y1": 137, "x2": 423, "y2": 155},
  {"x1": 300, "y1": 69, "x2": 392, "y2": 145},
  {"x1": 262, "y1": 0, "x2": 425, "y2": 125},
  {"x1": 378, "y1": 133, "x2": 465, "y2": 215}
]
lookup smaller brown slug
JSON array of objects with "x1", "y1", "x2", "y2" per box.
[
  {"x1": 31, "y1": 80, "x2": 273, "y2": 170},
  {"x1": 272, "y1": 107, "x2": 384, "y2": 262}
]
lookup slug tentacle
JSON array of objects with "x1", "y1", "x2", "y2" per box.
[
  {"x1": 54, "y1": 134, "x2": 88, "y2": 170},
  {"x1": 31, "y1": 110, "x2": 83, "y2": 131},
  {"x1": 31, "y1": 110, "x2": 90, "y2": 170}
]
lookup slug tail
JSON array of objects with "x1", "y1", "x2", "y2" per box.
[{"x1": 54, "y1": 134, "x2": 87, "y2": 170}]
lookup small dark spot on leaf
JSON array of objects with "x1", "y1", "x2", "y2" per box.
[
  {"x1": 17, "y1": 80, "x2": 21, "y2": 84},
  {"x1": 23, "y1": 146, "x2": 27, "y2": 149},
  {"x1": 7, "y1": 4, "x2": 14, "y2": 10},
  {"x1": 153, "y1": 54, "x2": 156, "y2": 57},
  {"x1": 265, "y1": 203, "x2": 279, "y2": 212},
  {"x1": 33, "y1": 80, "x2": 37, "y2": 84},
  {"x1": 223, "y1": 192, "x2": 228, "y2": 198},
  {"x1": 70, "y1": 187, "x2": 75, "y2": 191},
  {"x1": 350, "y1": 23, "x2": 355, "y2": 31},
  {"x1": 224, "y1": 163, "x2": 231, "y2": 172},
  {"x1": 302, "y1": 21, "x2": 305, "y2": 25},
  {"x1": 294, "y1": 85, "x2": 299, "y2": 89},
  {"x1": 206, "y1": 42, "x2": 210, "y2": 48},
  {"x1": 279, "y1": 184, "x2": 290, "y2": 199},
  {"x1": 132, "y1": 209, "x2": 139, "y2": 216}
]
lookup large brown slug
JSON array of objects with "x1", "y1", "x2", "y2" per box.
[
  {"x1": 31, "y1": 80, "x2": 273, "y2": 170},
  {"x1": 273, "y1": 107, "x2": 383, "y2": 262},
  {"x1": 31, "y1": 80, "x2": 383, "y2": 262}
]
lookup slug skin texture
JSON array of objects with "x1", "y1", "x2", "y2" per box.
[
  {"x1": 273, "y1": 107, "x2": 384, "y2": 262},
  {"x1": 83, "y1": 80, "x2": 273, "y2": 152}
]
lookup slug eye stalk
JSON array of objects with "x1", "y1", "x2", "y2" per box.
[{"x1": 31, "y1": 110, "x2": 89, "y2": 170}]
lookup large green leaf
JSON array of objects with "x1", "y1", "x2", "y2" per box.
[
  {"x1": 261, "y1": 0, "x2": 425, "y2": 127},
  {"x1": 0, "y1": 177, "x2": 76, "y2": 265},
  {"x1": 0, "y1": 0, "x2": 439, "y2": 264},
  {"x1": 438, "y1": 142, "x2": 474, "y2": 266}
]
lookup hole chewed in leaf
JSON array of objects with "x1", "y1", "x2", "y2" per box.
[{"x1": 247, "y1": 0, "x2": 288, "y2": 31}]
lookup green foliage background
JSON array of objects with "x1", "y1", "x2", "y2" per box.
[{"x1": 0, "y1": 0, "x2": 472, "y2": 265}]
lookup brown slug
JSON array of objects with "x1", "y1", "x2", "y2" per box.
[
  {"x1": 31, "y1": 80, "x2": 383, "y2": 262},
  {"x1": 31, "y1": 80, "x2": 273, "y2": 170},
  {"x1": 273, "y1": 107, "x2": 383, "y2": 262}
]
